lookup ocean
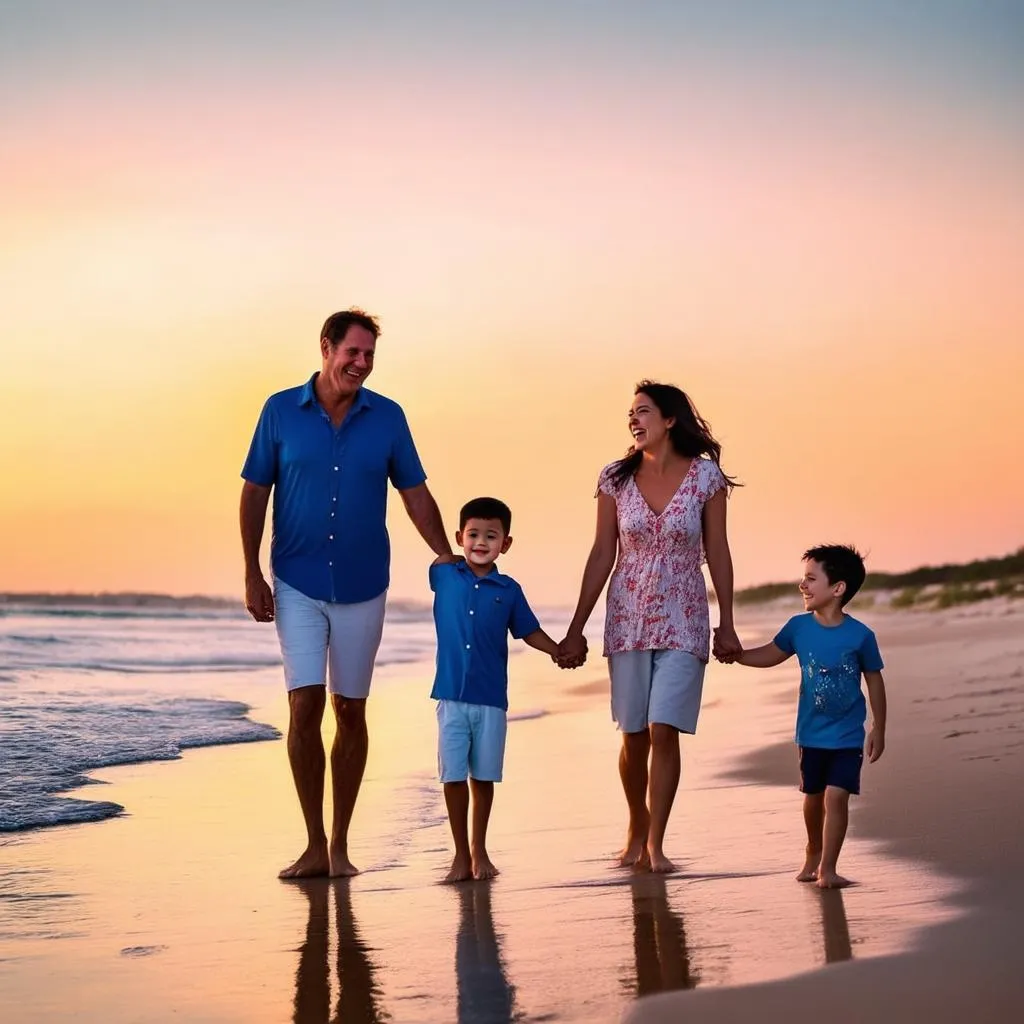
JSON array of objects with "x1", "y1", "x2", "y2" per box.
[{"x1": 0, "y1": 595, "x2": 449, "y2": 833}]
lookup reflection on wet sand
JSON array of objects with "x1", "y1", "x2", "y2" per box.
[
  {"x1": 291, "y1": 879, "x2": 387, "y2": 1024},
  {"x1": 629, "y1": 874, "x2": 698, "y2": 997},
  {"x1": 455, "y1": 883, "x2": 516, "y2": 1024},
  {"x1": 819, "y1": 888, "x2": 853, "y2": 965}
]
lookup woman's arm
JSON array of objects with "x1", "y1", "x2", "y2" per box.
[
  {"x1": 702, "y1": 488, "x2": 739, "y2": 656},
  {"x1": 560, "y1": 492, "x2": 619, "y2": 662}
]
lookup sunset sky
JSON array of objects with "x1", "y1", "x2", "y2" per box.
[{"x1": 2, "y1": 2, "x2": 1022, "y2": 606}]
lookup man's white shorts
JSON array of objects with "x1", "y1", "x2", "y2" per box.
[
  {"x1": 436, "y1": 700, "x2": 507, "y2": 783},
  {"x1": 273, "y1": 578, "x2": 386, "y2": 697},
  {"x1": 608, "y1": 649, "x2": 706, "y2": 734}
]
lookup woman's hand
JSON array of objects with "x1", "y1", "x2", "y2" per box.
[
  {"x1": 556, "y1": 631, "x2": 588, "y2": 669},
  {"x1": 712, "y1": 625, "x2": 741, "y2": 663}
]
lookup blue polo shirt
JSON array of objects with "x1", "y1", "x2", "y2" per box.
[
  {"x1": 774, "y1": 613, "x2": 885, "y2": 749},
  {"x1": 241, "y1": 375, "x2": 426, "y2": 603},
  {"x1": 430, "y1": 562, "x2": 541, "y2": 711}
]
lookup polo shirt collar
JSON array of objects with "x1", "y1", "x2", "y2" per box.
[
  {"x1": 455, "y1": 560, "x2": 510, "y2": 587},
  {"x1": 299, "y1": 373, "x2": 373, "y2": 415}
]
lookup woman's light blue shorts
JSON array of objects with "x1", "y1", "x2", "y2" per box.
[
  {"x1": 436, "y1": 700, "x2": 508, "y2": 783},
  {"x1": 608, "y1": 649, "x2": 706, "y2": 734}
]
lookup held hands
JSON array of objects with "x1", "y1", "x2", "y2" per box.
[
  {"x1": 712, "y1": 624, "x2": 742, "y2": 664},
  {"x1": 554, "y1": 631, "x2": 588, "y2": 670},
  {"x1": 245, "y1": 574, "x2": 275, "y2": 623}
]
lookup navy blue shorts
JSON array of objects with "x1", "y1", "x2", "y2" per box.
[{"x1": 799, "y1": 746, "x2": 863, "y2": 795}]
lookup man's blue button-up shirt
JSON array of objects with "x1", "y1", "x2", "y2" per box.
[
  {"x1": 429, "y1": 561, "x2": 541, "y2": 711},
  {"x1": 241, "y1": 375, "x2": 426, "y2": 604}
]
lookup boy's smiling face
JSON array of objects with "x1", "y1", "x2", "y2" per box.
[
  {"x1": 799, "y1": 558, "x2": 846, "y2": 612},
  {"x1": 457, "y1": 517, "x2": 512, "y2": 570}
]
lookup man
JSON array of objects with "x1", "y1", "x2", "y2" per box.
[{"x1": 240, "y1": 308, "x2": 455, "y2": 878}]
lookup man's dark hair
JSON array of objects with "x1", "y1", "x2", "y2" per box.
[
  {"x1": 459, "y1": 497, "x2": 512, "y2": 534},
  {"x1": 320, "y1": 308, "x2": 381, "y2": 346},
  {"x1": 803, "y1": 544, "x2": 867, "y2": 606}
]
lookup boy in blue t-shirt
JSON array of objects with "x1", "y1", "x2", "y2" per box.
[
  {"x1": 726, "y1": 544, "x2": 887, "y2": 889},
  {"x1": 430, "y1": 496, "x2": 562, "y2": 884}
]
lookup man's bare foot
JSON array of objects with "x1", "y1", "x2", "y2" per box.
[
  {"x1": 796, "y1": 855, "x2": 821, "y2": 882},
  {"x1": 472, "y1": 850, "x2": 499, "y2": 881},
  {"x1": 328, "y1": 844, "x2": 359, "y2": 877},
  {"x1": 817, "y1": 871, "x2": 852, "y2": 889},
  {"x1": 647, "y1": 848, "x2": 676, "y2": 874},
  {"x1": 443, "y1": 853, "x2": 473, "y2": 884},
  {"x1": 278, "y1": 844, "x2": 330, "y2": 880}
]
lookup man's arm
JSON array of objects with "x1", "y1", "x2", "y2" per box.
[
  {"x1": 399, "y1": 483, "x2": 456, "y2": 560},
  {"x1": 735, "y1": 642, "x2": 791, "y2": 669},
  {"x1": 240, "y1": 481, "x2": 275, "y2": 622},
  {"x1": 864, "y1": 670, "x2": 887, "y2": 762}
]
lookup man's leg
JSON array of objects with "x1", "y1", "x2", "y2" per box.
[
  {"x1": 280, "y1": 685, "x2": 329, "y2": 879},
  {"x1": 329, "y1": 695, "x2": 368, "y2": 877},
  {"x1": 647, "y1": 723, "x2": 681, "y2": 873}
]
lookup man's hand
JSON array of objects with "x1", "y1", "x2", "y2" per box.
[
  {"x1": 866, "y1": 728, "x2": 885, "y2": 763},
  {"x1": 245, "y1": 575, "x2": 275, "y2": 622},
  {"x1": 431, "y1": 552, "x2": 462, "y2": 566},
  {"x1": 712, "y1": 625, "x2": 741, "y2": 663},
  {"x1": 556, "y1": 631, "x2": 588, "y2": 669}
]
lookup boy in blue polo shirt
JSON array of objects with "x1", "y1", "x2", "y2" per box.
[
  {"x1": 726, "y1": 544, "x2": 887, "y2": 889},
  {"x1": 430, "y1": 496, "x2": 562, "y2": 883}
]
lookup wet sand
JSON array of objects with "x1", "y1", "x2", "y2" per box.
[
  {"x1": 629, "y1": 599, "x2": 1024, "y2": 1024},
  {"x1": 1, "y1": 601, "x2": 1014, "y2": 1022}
]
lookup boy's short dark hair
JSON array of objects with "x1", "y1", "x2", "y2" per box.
[
  {"x1": 459, "y1": 497, "x2": 512, "y2": 534},
  {"x1": 803, "y1": 544, "x2": 866, "y2": 606},
  {"x1": 321, "y1": 308, "x2": 381, "y2": 346}
]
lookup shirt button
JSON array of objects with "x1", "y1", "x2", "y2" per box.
[
  {"x1": 333, "y1": 466, "x2": 339, "y2": 471},
  {"x1": 329, "y1": 535, "x2": 334, "y2": 540},
  {"x1": 465, "y1": 644, "x2": 471, "y2": 650},
  {"x1": 329, "y1": 561, "x2": 333, "y2": 567},
  {"x1": 469, "y1": 610, "x2": 474, "y2": 615},
  {"x1": 330, "y1": 512, "x2": 335, "y2": 518},
  {"x1": 474, "y1": 584, "x2": 479, "y2": 590},
  {"x1": 332, "y1": 497, "x2": 337, "y2": 502}
]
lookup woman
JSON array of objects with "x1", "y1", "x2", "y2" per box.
[{"x1": 559, "y1": 381, "x2": 740, "y2": 872}]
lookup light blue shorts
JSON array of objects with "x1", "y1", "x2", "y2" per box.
[
  {"x1": 436, "y1": 700, "x2": 508, "y2": 783},
  {"x1": 273, "y1": 578, "x2": 386, "y2": 697},
  {"x1": 608, "y1": 649, "x2": 706, "y2": 734}
]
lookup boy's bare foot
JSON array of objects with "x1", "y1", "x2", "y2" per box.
[
  {"x1": 796, "y1": 855, "x2": 822, "y2": 882},
  {"x1": 328, "y1": 845, "x2": 359, "y2": 877},
  {"x1": 472, "y1": 850, "x2": 499, "y2": 880},
  {"x1": 647, "y1": 848, "x2": 676, "y2": 874},
  {"x1": 278, "y1": 843, "x2": 330, "y2": 880},
  {"x1": 816, "y1": 871, "x2": 852, "y2": 889},
  {"x1": 443, "y1": 853, "x2": 473, "y2": 884}
]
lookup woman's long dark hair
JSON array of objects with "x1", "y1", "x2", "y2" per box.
[{"x1": 608, "y1": 380, "x2": 739, "y2": 490}]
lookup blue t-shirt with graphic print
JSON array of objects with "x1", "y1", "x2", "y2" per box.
[{"x1": 773, "y1": 613, "x2": 884, "y2": 749}]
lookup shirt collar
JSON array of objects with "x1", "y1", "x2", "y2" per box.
[
  {"x1": 455, "y1": 560, "x2": 510, "y2": 587},
  {"x1": 299, "y1": 374, "x2": 373, "y2": 415}
]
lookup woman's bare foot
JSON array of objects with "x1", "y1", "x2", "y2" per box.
[
  {"x1": 279, "y1": 843, "x2": 330, "y2": 880},
  {"x1": 328, "y1": 845, "x2": 359, "y2": 878},
  {"x1": 817, "y1": 871, "x2": 852, "y2": 889},
  {"x1": 647, "y1": 847, "x2": 676, "y2": 873},
  {"x1": 796, "y1": 854, "x2": 822, "y2": 882},
  {"x1": 443, "y1": 853, "x2": 473, "y2": 884},
  {"x1": 472, "y1": 849, "x2": 499, "y2": 880}
]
